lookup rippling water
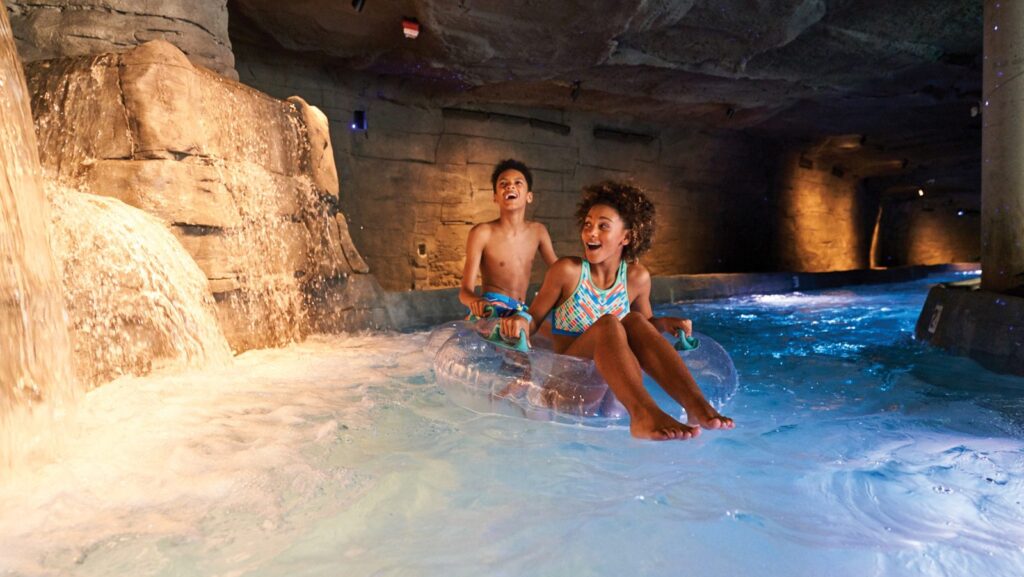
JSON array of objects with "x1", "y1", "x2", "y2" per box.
[{"x1": 2, "y1": 272, "x2": 1022, "y2": 577}]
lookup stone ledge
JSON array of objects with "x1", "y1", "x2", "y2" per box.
[
  {"x1": 379, "y1": 263, "x2": 978, "y2": 331},
  {"x1": 915, "y1": 279, "x2": 1024, "y2": 376}
]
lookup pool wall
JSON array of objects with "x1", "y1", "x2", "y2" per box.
[{"x1": 384, "y1": 262, "x2": 979, "y2": 330}]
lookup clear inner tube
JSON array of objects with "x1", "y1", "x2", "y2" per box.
[{"x1": 427, "y1": 320, "x2": 738, "y2": 428}]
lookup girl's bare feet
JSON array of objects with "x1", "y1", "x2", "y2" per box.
[
  {"x1": 630, "y1": 408, "x2": 701, "y2": 441},
  {"x1": 685, "y1": 403, "x2": 735, "y2": 430}
]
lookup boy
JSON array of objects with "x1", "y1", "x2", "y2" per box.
[{"x1": 459, "y1": 159, "x2": 557, "y2": 319}]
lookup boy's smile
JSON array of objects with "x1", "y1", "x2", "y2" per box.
[{"x1": 494, "y1": 169, "x2": 531, "y2": 208}]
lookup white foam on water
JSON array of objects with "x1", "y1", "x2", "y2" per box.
[{"x1": 1, "y1": 276, "x2": 1022, "y2": 577}]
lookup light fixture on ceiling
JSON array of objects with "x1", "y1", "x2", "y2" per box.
[
  {"x1": 352, "y1": 0, "x2": 366, "y2": 13},
  {"x1": 918, "y1": 188, "x2": 925, "y2": 197},
  {"x1": 402, "y1": 18, "x2": 420, "y2": 39}
]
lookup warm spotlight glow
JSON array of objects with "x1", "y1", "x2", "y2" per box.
[{"x1": 918, "y1": 189, "x2": 925, "y2": 197}]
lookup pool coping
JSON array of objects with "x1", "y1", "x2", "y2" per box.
[{"x1": 382, "y1": 263, "x2": 979, "y2": 331}]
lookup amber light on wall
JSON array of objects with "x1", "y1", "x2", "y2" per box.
[{"x1": 775, "y1": 152, "x2": 867, "y2": 272}]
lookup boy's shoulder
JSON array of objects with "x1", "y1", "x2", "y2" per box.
[
  {"x1": 468, "y1": 219, "x2": 501, "y2": 236},
  {"x1": 526, "y1": 220, "x2": 551, "y2": 234}
]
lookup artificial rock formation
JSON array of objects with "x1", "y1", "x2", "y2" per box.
[
  {"x1": 5, "y1": 0, "x2": 237, "y2": 79},
  {"x1": 26, "y1": 40, "x2": 381, "y2": 351}
]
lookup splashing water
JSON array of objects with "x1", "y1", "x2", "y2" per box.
[
  {"x1": 46, "y1": 183, "x2": 232, "y2": 387},
  {"x1": 213, "y1": 159, "x2": 308, "y2": 349},
  {"x1": 0, "y1": 7, "x2": 77, "y2": 469},
  {"x1": 0, "y1": 273, "x2": 1021, "y2": 576}
]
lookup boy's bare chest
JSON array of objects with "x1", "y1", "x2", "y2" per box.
[{"x1": 482, "y1": 235, "x2": 537, "y2": 269}]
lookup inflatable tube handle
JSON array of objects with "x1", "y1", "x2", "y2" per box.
[
  {"x1": 487, "y1": 324, "x2": 530, "y2": 353},
  {"x1": 675, "y1": 334, "x2": 700, "y2": 351}
]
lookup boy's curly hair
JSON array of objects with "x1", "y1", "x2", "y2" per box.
[
  {"x1": 575, "y1": 181, "x2": 656, "y2": 262},
  {"x1": 490, "y1": 159, "x2": 533, "y2": 192}
]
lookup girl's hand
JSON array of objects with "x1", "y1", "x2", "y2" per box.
[
  {"x1": 654, "y1": 316, "x2": 692, "y2": 338},
  {"x1": 500, "y1": 314, "x2": 531, "y2": 344}
]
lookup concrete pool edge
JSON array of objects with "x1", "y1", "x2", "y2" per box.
[{"x1": 380, "y1": 263, "x2": 979, "y2": 331}]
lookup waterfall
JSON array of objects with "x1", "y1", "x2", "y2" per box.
[
  {"x1": 0, "y1": 5, "x2": 77, "y2": 467},
  {"x1": 47, "y1": 184, "x2": 233, "y2": 387}
]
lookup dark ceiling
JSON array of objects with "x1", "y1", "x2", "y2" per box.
[{"x1": 228, "y1": 0, "x2": 983, "y2": 192}]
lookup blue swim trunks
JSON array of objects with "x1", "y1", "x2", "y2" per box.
[{"x1": 480, "y1": 292, "x2": 528, "y2": 318}]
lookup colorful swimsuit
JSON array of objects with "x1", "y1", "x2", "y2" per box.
[
  {"x1": 481, "y1": 291, "x2": 528, "y2": 318},
  {"x1": 552, "y1": 260, "x2": 630, "y2": 336}
]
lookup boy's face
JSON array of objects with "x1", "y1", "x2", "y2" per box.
[{"x1": 493, "y1": 169, "x2": 532, "y2": 210}]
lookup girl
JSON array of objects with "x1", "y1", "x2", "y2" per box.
[{"x1": 500, "y1": 182, "x2": 734, "y2": 440}]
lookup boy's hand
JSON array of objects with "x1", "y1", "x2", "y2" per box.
[
  {"x1": 499, "y1": 314, "x2": 531, "y2": 344},
  {"x1": 654, "y1": 316, "x2": 692, "y2": 338},
  {"x1": 469, "y1": 298, "x2": 492, "y2": 318}
]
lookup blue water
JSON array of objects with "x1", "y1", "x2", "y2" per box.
[{"x1": 2, "y1": 272, "x2": 1022, "y2": 577}]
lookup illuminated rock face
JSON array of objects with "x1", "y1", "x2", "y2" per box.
[
  {"x1": 5, "y1": 0, "x2": 236, "y2": 79},
  {"x1": 26, "y1": 40, "x2": 380, "y2": 350}
]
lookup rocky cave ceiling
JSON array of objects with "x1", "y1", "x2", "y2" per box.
[{"x1": 227, "y1": 0, "x2": 983, "y2": 193}]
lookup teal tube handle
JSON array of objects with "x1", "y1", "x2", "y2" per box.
[
  {"x1": 487, "y1": 324, "x2": 530, "y2": 353},
  {"x1": 675, "y1": 334, "x2": 700, "y2": 351}
]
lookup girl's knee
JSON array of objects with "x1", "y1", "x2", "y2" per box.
[
  {"x1": 622, "y1": 311, "x2": 647, "y2": 325},
  {"x1": 593, "y1": 314, "x2": 626, "y2": 336}
]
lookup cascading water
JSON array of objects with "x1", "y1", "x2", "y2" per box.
[
  {"x1": 46, "y1": 184, "x2": 233, "y2": 387},
  {"x1": 0, "y1": 5, "x2": 77, "y2": 467},
  {"x1": 215, "y1": 159, "x2": 308, "y2": 348}
]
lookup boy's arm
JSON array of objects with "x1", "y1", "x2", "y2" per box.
[
  {"x1": 536, "y1": 224, "x2": 558, "y2": 266},
  {"x1": 629, "y1": 264, "x2": 692, "y2": 337},
  {"x1": 459, "y1": 225, "x2": 489, "y2": 316}
]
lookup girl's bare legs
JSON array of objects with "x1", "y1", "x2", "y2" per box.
[
  {"x1": 620, "y1": 312, "x2": 734, "y2": 429},
  {"x1": 560, "y1": 315, "x2": 699, "y2": 440}
]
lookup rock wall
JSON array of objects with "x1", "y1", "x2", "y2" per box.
[
  {"x1": 26, "y1": 40, "x2": 379, "y2": 351},
  {"x1": 5, "y1": 0, "x2": 236, "y2": 79},
  {"x1": 874, "y1": 191, "x2": 980, "y2": 267},
  {"x1": 773, "y1": 151, "x2": 880, "y2": 272},
  {"x1": 235, "y1": 52, "x2": 778, "y2": 292}
]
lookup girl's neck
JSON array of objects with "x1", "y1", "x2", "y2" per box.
[{"x1": 587, "y1": 255, "x2": 622, "y2": 289}]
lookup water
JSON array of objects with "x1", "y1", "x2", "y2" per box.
[
  {"x1": 0, "y1": 7, "x2": 76, "y2": 468},
  {"x1": 2, "y1": 273, "x2": 1023, "y2": 576},
  {"x1": 46, "y1": 184, "x2": 232, "y2": 387}
]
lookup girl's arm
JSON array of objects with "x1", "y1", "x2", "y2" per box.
[
  {"x1": 628, "y1": 263, "x2": 692, "y2": 337},
  {"x1": 500, "y1": 257, "x2": 576, "y2": 341}
]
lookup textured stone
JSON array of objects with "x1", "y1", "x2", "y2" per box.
[
  {"x1": 7, "y1": 0, "x2": 236, "y2": 78},
  {"x1": 288, "y1": 96, "x2": 340, "y2": 197},
  {"x1": 26, "y1": 55, "x2": 132, "y2": 180},
  {"x1": 335, "y1": 214, "x2": 370, "y2": 274},
  {"x1": 80, "y1": 159, "x2": 241, "y2": 228}
]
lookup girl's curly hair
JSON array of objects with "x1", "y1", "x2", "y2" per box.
[{"x1": 575, "y1": 181, "x2": 656, "y2": 262}]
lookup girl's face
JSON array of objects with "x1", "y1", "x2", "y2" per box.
[{"x1": 581, "y1": 204, "x2": 630, "y2": 265}]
